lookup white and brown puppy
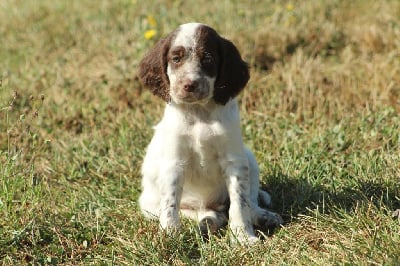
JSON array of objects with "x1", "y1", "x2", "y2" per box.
[{"x1": 138, "y1": 22, "x2": 282, "y2": 243}]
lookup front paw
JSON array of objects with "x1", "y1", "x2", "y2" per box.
[
  {"x1": 160, "y1": 209, "x2": 181, "y2": 232},
  {"x1": 229, "y1": 226, "x2": 260, "y2": 246},
  {"x1": 228, "y1": 221, "x2": 260, "y2": 245}
]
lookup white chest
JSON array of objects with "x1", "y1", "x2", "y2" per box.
[{"x1": 190, "y1": 121, "x2": 225, "y2": 160}]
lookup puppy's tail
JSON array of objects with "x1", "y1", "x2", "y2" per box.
[{"x1": 258, "y1": 189, "x2": 272, "y2": 207}]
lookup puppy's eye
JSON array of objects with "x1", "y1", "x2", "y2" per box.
[
  {"x1": 172, "y1": 56, "x2": 181, "y2": 64},
  {"x1": 201, "y1": 55, "x2": 214, "y2": 65}
]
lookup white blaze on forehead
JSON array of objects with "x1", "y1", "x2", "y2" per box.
[{"x1": 172, "y1": 23, "x2": 204, "y2": 47}]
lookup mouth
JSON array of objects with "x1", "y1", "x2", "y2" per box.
[{"x1": 174, "y1": 89, "x2": 210, "y2": 103}]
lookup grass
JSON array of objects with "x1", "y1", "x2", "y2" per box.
[{"x1": 0, "y1": 0, "x2": 399, "y2": 264}]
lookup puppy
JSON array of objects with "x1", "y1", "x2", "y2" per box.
[{"x1": 138, "y1": 23, "x2": 282, "y2": 243}]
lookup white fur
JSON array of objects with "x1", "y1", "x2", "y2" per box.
[{"x1": 173, "y1": 22, "x2": 201, "y2": 48}]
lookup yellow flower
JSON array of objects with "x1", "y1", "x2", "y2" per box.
[
  {"x1": 286, "y1": 3, "x2": 294, "y2": 11},
  {"x1": 147, "y1": 15, "x2": 157, "y2": 28},
  {"x1": 144, "y1": 29, "x2": 157, "y2": 40}
]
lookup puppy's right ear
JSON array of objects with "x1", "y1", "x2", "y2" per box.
[{"x1": 138, "y1": 33, "x2": 174, "y2": 102}]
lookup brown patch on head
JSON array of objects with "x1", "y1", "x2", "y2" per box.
[
  {"x1": 138, "y1": 31, "x2": 177, "y2": 102},
  {"x1": 194, "y1": 25, "x2": 220, "y2": 78},
  {"x1": 167, "y1": 45, "x2": 186, "y2": 71},
  {"x1": 193, "y1": 24, "x2": 250, "y2": 105}
]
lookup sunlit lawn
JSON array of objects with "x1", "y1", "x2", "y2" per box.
[{"x1": 1, "y1": 0, "x2": 399, "y2": 264}]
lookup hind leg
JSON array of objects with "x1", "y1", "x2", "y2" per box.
[
  {"x1": 181, "y1": 207, "x2": 228, "y2": 238},
  {"x1": 246, "y1": 149, "x2": 283, "y2": 230},
  {"x1": 251, "y1": 205, "x2": 283, "y2": 230},
  {"x1": 198, "y1": 210, "x2": 228, "y2": 238}
]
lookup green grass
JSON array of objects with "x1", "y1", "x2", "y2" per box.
[{"x1": 1, "y1": 0, "x2": 399, "y2": 264}]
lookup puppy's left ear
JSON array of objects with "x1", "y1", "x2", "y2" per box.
[
  {"x1": 214, "y1": 38, "x2": 250, "y2": 105},
  {"x1": 138, "y1": 33, "x2": 175, "y2": 102}
]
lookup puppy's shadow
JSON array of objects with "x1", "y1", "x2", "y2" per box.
[
  {"x1": 261, "y1": 172, "x2": 400, "y2": 226},
  {"x1": 198, "y1": 172, "x2": 399, "y2": 241}
]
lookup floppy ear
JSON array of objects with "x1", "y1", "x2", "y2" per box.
[
  {"x1": 214, "y1": 38, "x2": 250, "y2": 105},
  {"x1": 138, "y1": 33, "x2": 174, "y2": 102}
]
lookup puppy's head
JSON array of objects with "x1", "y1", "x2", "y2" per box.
[{"x1": 138, "y1": 23, "x2": 249, "y2": 105}]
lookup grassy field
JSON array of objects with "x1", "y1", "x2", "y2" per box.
[{"x1": 1, "y1": 0, "x2": 399, "y2": 264}]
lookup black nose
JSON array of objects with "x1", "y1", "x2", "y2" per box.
[{"x1": 183, "y1": 79, "x2": 199, "y2": 92}]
